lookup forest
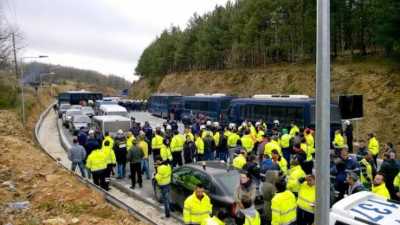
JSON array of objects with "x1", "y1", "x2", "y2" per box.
[{"x1": 135, "y1": 0, "x2": 400, "y2": 78}]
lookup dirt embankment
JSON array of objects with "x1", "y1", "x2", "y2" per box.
[
  {"x1": 130, "y1": 60, "x2": 400, "y2": 146},
  {"x1": 0, "y1": 84, "x2": 145, "y2": 224}
]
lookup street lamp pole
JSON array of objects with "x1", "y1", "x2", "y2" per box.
[
  {"x1": 20, "y1": 55, "x2": 48, "y2": 125},
  {"x1": 315, "y1": 0, "x2": 331, "y2": 224}
]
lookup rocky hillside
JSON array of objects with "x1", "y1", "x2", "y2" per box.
[{"x1": 130, "y1": 59, "x2": 400, "y2": 147}]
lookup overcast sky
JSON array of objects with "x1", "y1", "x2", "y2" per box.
[{"x1": 3, "y1": 0, "x2": 229, "y2": 82}]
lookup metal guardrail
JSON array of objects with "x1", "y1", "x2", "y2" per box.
[{"x1": 34, "y1": 103, "x2": 158, "y2": 225}]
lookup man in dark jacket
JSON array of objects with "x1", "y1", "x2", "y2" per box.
[
  {"x1": 127, "y1": 140, "x2": 144, "y2": 189},
  {"x1": 344, "y1": 120, "x2": 354, "y2": 153},
  {"x1": 77, "y1": 128, "x2": 87, "y2": 146},
  {"x1": 379, "y1": 152, "x2": 400, "y2": 199},
  {"x1": 183, "y1": 136, "x2": 196, "y2": 164},
  {"x1": 113, "y1": 130, "x2": 127, "y2": 179},
  {"x1": 346, "y1": 172, "x2": 365, "y2": 196},
  {"x1": 84, "y1": 130, "x2": 99, "y2": 178},
  {"x1": 216, "y1": 130, "x2": 228, "y2": 162},
  {"x1": 203, "y1": 132, "x2": 215, "y2": 161}
]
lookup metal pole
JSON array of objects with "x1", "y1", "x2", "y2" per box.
[
  {"x1": 12, "y1": 33, "x2": 19, "y2": 80},
  {"x1": 315, "y1": 0, "x2": 330, "y2": 223},
  {"x1": 20, "y1": 60, "x2": 26, "y2": 126}
]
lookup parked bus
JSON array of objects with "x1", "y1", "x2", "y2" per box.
[
  {"x1": 148, "y1": 93, "x2": 182, "y2": 119},
  {"x1": 228, "y1": 95, "x2": 342, "y2": 130},
  {"x1": 181, "y1": 94, "x2": 236, "y2": 123},
  {"x1": 58, "y1": 91, "x2": 103, "y2": 105}
]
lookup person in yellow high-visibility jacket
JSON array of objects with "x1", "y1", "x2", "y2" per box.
[
  {"x1": 286, "y1": 158, "x2": 306, "y2": 194},
  {"x1": 152, "y1": 129, "x2": 164, "y2": 161},
  {"x1": 332, "y1": 130, "x2": 345, "y2": 149},
  {"x1": 233, "y1": 150, "x2": 247, "y2": 170},
  {"x1": 86, "y1": 147, "x2": 107, "y2": 190},
  {"x1": 304, "y1": 129, "x2": 315, "y2": 156},
  {"x1": 372, "y1": 173, "x2": 390, "y2": 199},
  {"x1": 101, "y1": 140, "x2": 116, "y2": 191},
  {"x1": 297, "y1": 175, "x2": 316, "y2": 225},
  {"x1": 271, "y1": 178, "x2": 297, "y2": 225},
  {"x1": 102, "y1": 131, "x2": 114, "y2": 149},
  {"x1": 155, "y1": 158, "x2": 172, "y2": 218},
  {"x1": 126, "y1": 131, "x2": 135, "y2": 151},
  {"x1": 170, "y1": 131, "x2": 185, "y2": 167},
  {"x1": 271, "y1": 150, "x2": 287, "y2": 175},
  {"x1": 201, "y1": 209, "x2": 228, "y2": 225},
  {"x1": 195, "y1": 134, "x2": 205, "y2": 161},
  {"x1": 183, "y1": 184, "x2": 213, "y2": 225},
  {"x1": 184, "y1": 128, "x2": 195, "y2": 142},
  {"x1": 368, "y1": 133, "x2": 380, "y2": 165},
  {"x1": 289, "y1": 123, "x2": 300, "y2": 138},
  {"x1": 241, "y1": 129, "x2": 255, "y2": 154},
  {"x1": 160, "y1": 139, "x2": 173, "y2": 164},
  {"x1": 264, "y1": 136, "x2": 282, "y2": 157},
  {"x1": 280, "y1": 129, "x2": 291, "y2": 163}
]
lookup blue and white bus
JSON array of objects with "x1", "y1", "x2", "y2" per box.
[
  {"x1": 228, "y1": 95, "x2": 342, "y2": 130},
  {"x1": 58, "y1": 91, "x2": 103, "y2": 105},
  {"x1": 148, "y1": 93, "x2": 182, "y2": 118},
  {"x1": 181, "y1": 94, "x2": 236, "y2": 123}
]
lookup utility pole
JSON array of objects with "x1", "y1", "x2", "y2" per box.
[
  {"x1": 315, "y1": 0, "x2": 331, "y2": 224},
  {"x1": 12, "y1": 33, "x2": 19, "y2": 79}
]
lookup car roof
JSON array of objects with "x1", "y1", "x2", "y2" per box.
[
  {"x1": 183, "y1": 161, "x2": 237, "y2": 176},
  {"x1": 93, "y1": 115, "x2": 131, "y2": 122},
  {"x1": 99, "y1": 104, "x2": 127, "y2": 112}
]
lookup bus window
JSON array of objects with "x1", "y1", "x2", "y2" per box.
[
  {"x1": 287, "y1": 107, "x2": 304, "y2": 127},
  {"x1": 254, "y1": 105, "x2": 268, "y2": 120},
  {"x1": 221, "y1": 100, "x2": 231, "y2": 110}
]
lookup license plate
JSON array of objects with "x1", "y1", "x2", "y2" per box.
[{"x1": 349, "y1": 198, "x2": 400, "y2": 224}]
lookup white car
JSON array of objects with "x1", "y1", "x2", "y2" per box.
[
  {"x1": 330, "y1": 191, "x2": 400, "y2": 225},
  {"x1": 62, "y1": 109, "x2": 83, "y2": 128}
]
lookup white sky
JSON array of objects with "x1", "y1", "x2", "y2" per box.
[{"x1": 3, "y1": 0, "x2": 229, "y2": 82}]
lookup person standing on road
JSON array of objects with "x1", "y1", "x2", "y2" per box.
[
  {"x1": 195, "y1": 133, "x2": 205, "y2": 161},
  {"x1": 271, "y1": 178, "x2": 297, "y2": 225},
  {"x1": 184, "y1": 135, "x2": 196, "y2": 164},
  {"x1": 102, "y1": 140, "x2": 116, "y2": 191},
  {"x1": 113, "y1": 130, "x2": 127, "y2": 179},
  {"x1": 171, "y1": 130, "x2": 185, "y2": 167},
  {"x1": 203, "y1": 131, "x2": 215, "y2": 161},
  {"x1": 77, "y1": 127, "x2": 87, "y2": 146},
  {"x1": 138, "y1": 132, "x2": 150, "y2": 180},
  {"x1": 84, "y1": 130, "x2": 99, "y2": 178},
  {"x1": 367, "y1": 133, "x2": 380, "y2": 166},
  {"x1": 183, "y1": 183, "x2": 213, "y2": 225},
  {"x1": 379, "y1": 152, "x2": 399, "y2": 199},
  {"x1": 86, "y1": 145, "x2": 107, "y2": 190},
  {"x1": 344, "y1": 120, "x2": 354, "y2": 153},
  {"x1": 68, "y1": 138, "x2": 87, "y2": 177},
  {"x1": 297, "y1": 174, "x2": 316, "y2": 225},
  {"x1": 155, "y1": 157, "x2": 172, "y2": 218},
  {"x1": 152, "y1": 127, "x2": 164, "y2": 161},
  {"x1": 127, "y1": 139, "x2": 144, "y2": 189}
]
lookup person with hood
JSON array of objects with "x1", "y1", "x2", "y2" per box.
[
  {"x1": 183, "y1": 134, "x2": 196, "y2": 164},
  {"x1": 235, "y1": 195, "x2": 260, "y2": 225},
  {"x1": 261, "y1": 170, "x2": 279, "y2": 225},
  {"x1": 234, "y1": 172, "x2": 256, "y2": 214},
  {"x1": 160, "y1": 138, "x2": 173, "y2": 164},
  {"x1": 113, "y1": 129, "x2": 127, "y2": 179},
  {"x1": 346, "y1": 172, "x2": 365, "y2": 196}
]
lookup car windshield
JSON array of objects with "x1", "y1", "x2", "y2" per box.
[
  {"x1": 74, "y1": 116, "x2": 91, "y2": 123},
  {"x1": 215, "y1": 172, "x2": 239, "y2": 196}
]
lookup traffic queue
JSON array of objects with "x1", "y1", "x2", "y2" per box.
[{"x1": 66, "y1": 111, "x2": 400, "y2": 225}]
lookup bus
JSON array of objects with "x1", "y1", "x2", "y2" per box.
[
  {"x1": 148, "y1": 93, "x2": 182, "y2": 119},
  {"x1": 228, "y1": 95, "x2": 342, "y2": 130},
  {"x1": 58, "y1": 91, "x2": 103, "y2": 105},
  {"x1": 181, "y1": 94, "x2": 236, "y2": 123}
]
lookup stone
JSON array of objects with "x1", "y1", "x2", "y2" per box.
[{"x1": 43, "y1": 217, "x2": 67, "y2": 224}]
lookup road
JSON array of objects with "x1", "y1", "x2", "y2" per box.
[{"x1": 37, "y1": 109, "x2": 182, "y2": 225}]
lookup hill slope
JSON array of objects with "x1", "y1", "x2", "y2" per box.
[{"x1": 130, "y1": 60, "x2": 400, "y2": 146}]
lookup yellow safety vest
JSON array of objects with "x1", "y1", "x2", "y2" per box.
[
  {"x1": 241, "y1": 135, "x2": 254, "y2": 153},
  {"x1": 289, "y1": 125, "x2": 299, "y2": 137},
  {"x1": 155, "y1": 164, "x2": 172, "y2": 186},
  {"x1": 297, "y1": 183, "x2": 316, "y2": 214},
  {"x1": 233, "y1": 154, "x2": 247, "y2": 170},
  {"x1": 277, "y1": 158, "x2": 288, "y2": 175},
  {"x1": 201, "y1": 216, "x2": 225, "y2": 225},
  {"x1": 287, "y1": 165, "x2": 306, "y2": 193},
  {"x1": 139, "y1": 140, "x2": 149, "y2": 159},
  {"x1": 359, "y1": 159, "x2": 373, "y2": 187},
  {"x1": 171, "y1": 134, "x2": 185, "y2": 152},
  {"x1": 301, "y1": 143, "x2": 313, "y2": 161},
  {"x1": 185, "y1": 132, "x2": 195, "y2": 142},
  {"x1": 257, "y1": 130, "x2": 265, "y2": 142},
  {"x1": 394, "y1": 172, "x2": 400, "y2": 191},
  {"x1": 280, "y1": 134, "x2": 291, "y2": 148},
  {"x1": 244, "y1": 210, "x2": 261, "y2": 225},
  {"x1": 86, "y1": 149, "x2": 107, "y2": 172},
  {"x1": 152, "y1": 135, "x2": 164, "y2": 149},
  {"x1": 372, "y1": 183, "x2": 390, "y2": 199},
  {"x1": 264, "y1": 141, "x2": 282, "y2": 157},
  {"x1": 271, "y1": 190, "x2": 297, "y2": 225},
  {"x1": 102, "y1": 145, "x2": 116, "y2": 165},
  {"x1": 195, "y1": 137, "x2": 205, "y2": 155},
  {"x1": 228, "y1": 133, "x2": 240, "y2": 148},
  {"x1": 368, "y1": 137, "x2": 380, "y2": 156},
  {"x1": 213, "y1": 132, "x2": 220, "y2": 147},
  {"x1": 305, "y1": 134, "x2": 315, "y2": 154},
  {"x1": 160, "y1": 144, "x2": 173, "y2": 161},
  {"x1": 333, "y1": 133, "x2": 345, "y2": 149},
  {"x1": 102, "y1": 136, "x2": 114, "y2": 149},
  {"x1": 126, "y1": 136, "x2": 135, "y2": 151},
  {"x1": 183, "y1": 193, "x2": 213, "y2": 225}
]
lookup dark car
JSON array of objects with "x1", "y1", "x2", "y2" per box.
[
  {"x1": 153, "y1": 161, "x2": 265, "y2": 219},
  {"x1": 69, "y1": 114, "x2": 91, "y2": 135}
]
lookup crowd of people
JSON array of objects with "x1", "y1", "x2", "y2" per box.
[{"x1": 67, "y1": 115, "x2": 400, "y2": 225}]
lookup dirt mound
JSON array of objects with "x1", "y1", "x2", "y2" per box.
[{"x1": 130, "y1": 60, "x2": 400, "y2": 148}]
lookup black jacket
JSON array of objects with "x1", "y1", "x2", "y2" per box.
[{"x1": 113, "y1": 136, "x2": 127, "y2": 164}]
